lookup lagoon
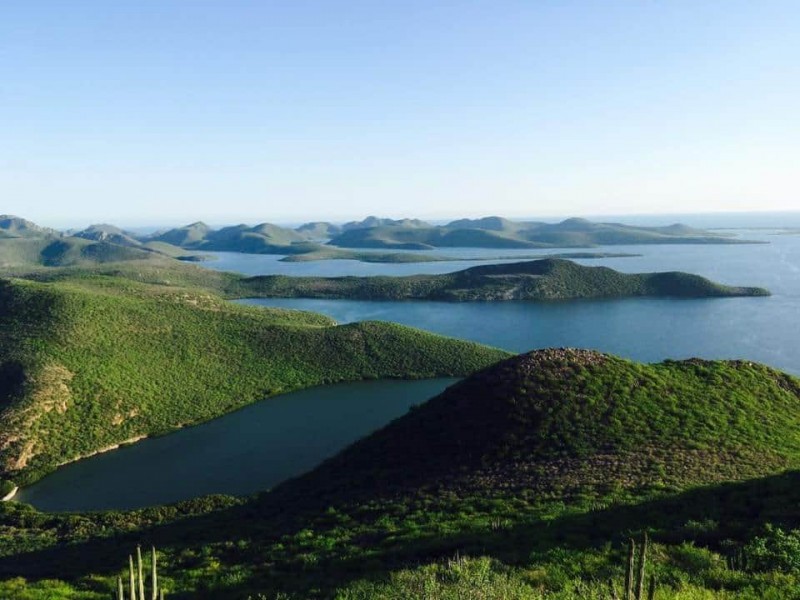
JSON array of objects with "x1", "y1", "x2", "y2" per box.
[{"x1": 17, "y1": 379, "x2": 457, "y2": 512}]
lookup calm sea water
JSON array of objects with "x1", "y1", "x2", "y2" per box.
[
  {"x1": 17, "y1": 379, "x2": 457, "y2": 512},
  {"x1": 233, "y1": 232, "x2": 800, "y2": 375}
]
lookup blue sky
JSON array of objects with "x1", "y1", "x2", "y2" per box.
[{"x1": 2, "y1": 1, "x2": 798, "y2": 227}]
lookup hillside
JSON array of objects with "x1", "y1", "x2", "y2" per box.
[
  {"x1": 2, "y1": 350, "x2": 800, "y2": 599},
  {"x1": 0, "y1": 215, "x2": 59, "y2": 239},
  {"x1": 273, "y1": 349, "x2": 800, "y2": 505},
  {"x1": 295, "y1": 221, "x2": 342, "y2": 239},
  {"x1": 0, "y1": 275, "x2": 508, "y2": 488},
  {"x1": 241, "y1": 258, "x2": 770, "y2": 300},
  {"x1": 328, "y1": 216, "x2": 760, "y2": 249},
  {"x1": 151, "y1": 221, "x2": 315, "y2": 254},
  {"x1": 73, "y1": 224, "x2": 143, "y2": 248}
]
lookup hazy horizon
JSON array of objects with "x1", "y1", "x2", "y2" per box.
[{"x1": 7, "y1": 209, "x2": 800, "y2": 233}]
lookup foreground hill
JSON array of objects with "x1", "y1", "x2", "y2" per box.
[
  {"x1": 0, "y1": 275, "x2": 508, "y2": 488},
  {"x1": 328, "y1": 216, "x2": 759, "y2": 249},
  {"x1": 273, "y1": 349, "x2": 800, "y2": 505},
  {"x1": 2, "y1": 350, "x2": 800, "y2": 599},
  {"x1": 241, "y1": 258, "x2": 770, "y2": 300}
]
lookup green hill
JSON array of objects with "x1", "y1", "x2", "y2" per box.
[
  {"x1": 0, "y1": 275, "x2": 508, "y2": 487},
  {"x1": 295, "y1": 221, "x2": 343, "y2": 239},
  {"x1": 328, "y1": 216, "x2": 760, "y2": 249},
  {"x1": 0, "y1": 215, "x2": 59, "y2": 239},
  {"x1": 0, "y1": 237, "x2": 161, "y2": 268},
  {"x1": 240, "y1": 258, "x2": 770, "y2": 300},
  {"x1": 150, "y1": 221, "x2": 211, "y2": 246},
  {"x1": 73, "y1": 224, "x2": 143, "y2": 248},
  {"x1": 340, "y1": 216, "x2": 432, "y2": 231},
  {"x1": 275, "y1": 349, "x2": 800, "y2": 504},
  {"x1": 151, "y1": 221, "x2": 316, "y2": 254},
  {"x1": 2, "y1": 350, "x2": 800, "y2": 599}
]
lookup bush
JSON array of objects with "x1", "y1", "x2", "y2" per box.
[
  {"x1": 744, "y1": 525, "x2": 800, "y2": 573},
  {"x1": 0, "y1": 478, "x2": 15, "y2": 498}
]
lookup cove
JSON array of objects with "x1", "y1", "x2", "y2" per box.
[{"x1": 16, "y1": 378, "x2": 457, "y2": 512}]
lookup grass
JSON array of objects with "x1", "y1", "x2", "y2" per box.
[{"x1": 239, "y1": 258, "x2": 769, "y2": 301}]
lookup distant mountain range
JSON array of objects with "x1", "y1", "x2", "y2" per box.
[
  {"x1": 326, "y1": 216, "x2": 758, "y2": 249},
  {"x1": 0, "y1": 215, "x2": 197, "y2": 268},
  {"x1": 153, "y1": 215, "x2": 758, "y2": 252},
  {"x1": 0, "y1": 213, "x2": 761, "y2": 268}
]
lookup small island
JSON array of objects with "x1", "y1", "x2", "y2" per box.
[{"x1": 241, "y1": 258, "x2": 770, "y2": 301}]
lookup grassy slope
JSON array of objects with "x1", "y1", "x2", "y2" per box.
[
  {"x1": 0, "y1": 274, "x2": 509, "y2": 486},
  {"x1": 273, "y1": 349, "x2": 800, "y2": 504},
  {"x1": 240, "y1": 258, "x2": 770, "y2": 300},
  {"x1": 2, "y1": 350, "x2": 800, "y2": 598},
  {"x1": 0, "y1": 237, "x2": 193, "y2": 268}
]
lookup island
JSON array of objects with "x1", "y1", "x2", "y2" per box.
[{"x1": 240, "y1": 258, "x2": 770, "y2": 301}]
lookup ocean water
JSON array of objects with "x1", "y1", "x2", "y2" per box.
[{"x1": 235, "y1": 231, "x2": 800, "y2": 375}]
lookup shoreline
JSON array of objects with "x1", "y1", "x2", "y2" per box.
[
  {"x1": 55, "y1": 435, "x2": 149, "y2": 468},
  {"x1": 2, "y1": 486, "x2": 18, "y2": 502}
]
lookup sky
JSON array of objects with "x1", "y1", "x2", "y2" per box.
[{"x1": 2, "y1": 1, "x2": 798, "y2": 228}]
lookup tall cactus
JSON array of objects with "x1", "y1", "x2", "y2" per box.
[
  {"x1": 635, "y1": 532, "x2": 648, "y2": 599},
  {"x1": 151, "y1": 546, "x2": 158, "y2": 600},
  {"x1": 137, "y1": 546, "x2": 145, "y2": 600},
  {"x1": 615, "y1": 534, "x2": 655, "y2": 600},
  {"x1": 129, "y1": 555, "x2": 136, "y2": 600},
  {"x1": 117, "y1": 546, "x2": 163, "y2": 600},
  {"x1": 625, "y1": 538, "x2": 635, "y2": 600}
]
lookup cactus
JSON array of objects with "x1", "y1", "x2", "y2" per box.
[
  {"x1": 647, "y1": 574, "x2": 656, "y2": 600},
  {"x1": 151, "y1": 547, "x2": 158, "y2": 600},
  {"x1": 635, "y1": 532, "x2": 648, "y2": 599},
  {"x1": 625, "y1": 538, "x2": 635, "y2": 600},
  {"x1": 129, "y1": 555, "x2": 136, "y2": 600},
  {"x1": 116, "y1": 546, "x2": 163, "y2": 600},
  {"x1": 614, "y1": 534, "x2": 655, "y2": 600},
  {"x1": 137, "y1": 546, "x2": 145, "y2": 600}
]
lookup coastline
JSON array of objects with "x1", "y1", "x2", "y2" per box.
[
  {"x1": 55, "y1": 435, "x2": 149, "y2": 468},
  {"x1": 1, "y1": 485, "x2": 18, "y2": 502}
]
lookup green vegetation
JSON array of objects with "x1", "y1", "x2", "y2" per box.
[
  {"x1": 328, "y1": 216, "x2": 760, "y2": 250},
  {"x1": 0, "y1": 215, "x2": 787, "y2": 598},
  {"x1": 0, "y1": 215, "x2": 59, "y2": 239},
  {"x1": 0, "y1": 273, "x2": 508, "y2": 486},
  {"x1": 240, "y1": 258, "x2": 770, "y2": 301},
  {"x1": 1, "y1": 350, "x2": 800, "y2": 598},
  {"x1": 151, "y1": 221, "x2": 315, "y2": 254},
  {"x1": 0, "y1": 236, "x2": 197, "y2": 269},
  {"x1": 0, "y1": 478, "x2": 14, "y2": 498}
]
